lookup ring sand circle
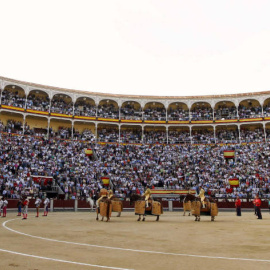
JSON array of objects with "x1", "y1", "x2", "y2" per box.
[{"x1": 2, "y1": 218, "x2": 270, "y2": 264}]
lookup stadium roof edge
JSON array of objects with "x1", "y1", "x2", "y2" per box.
[{"x1": 1, "y1": 75, "x2": 270, "y2": 100}]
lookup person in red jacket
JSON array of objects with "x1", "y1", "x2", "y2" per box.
[
  {"x1": 235, "y1": 196, "x2": 241, "y2": 216},
  {"x1": 254, "y1": 194, "x2": 262, "y2": 219},
  {"x1": 22, "y1": 197, "x2": 29, "y2": 220}
]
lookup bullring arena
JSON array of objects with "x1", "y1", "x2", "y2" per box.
[
  {"x1": 1, "y1": 211, "x2": 270, "y2": 270},
  {"x1": 1, "y1": 76, "x2": 270, "y2": 270}
]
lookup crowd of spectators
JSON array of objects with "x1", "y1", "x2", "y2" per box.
[
  {"x1": 74, "y1": 129, "x2": 95, "y2": 141},
  {"x1": 238, "y1": 104, "x2": 262, "y2": 119},
  {"x1": 191, "y1": 106, "x2": 213, "y2": 121},
  {"x1": 143, "y1": 130, "x2": 167, "y2": 144},
  {"x1": 167, "y1": 107, "x2": 189, "y2": 121},
  {"x1": 263, "y1": 103, "x2": 270, "y2": 117},
  {"x1": 26, "y1": 94, "x2": 50, "y2": 112},
  {"x1": 97, "y1": 128, "x2": 119, "y2": 142},
  {"x1": 1, "y1": 132, "x2": 270, "y2": 201},
  {"x1": 74, "y1": 101, "x2": 96, "y2": 117},
  {"x1": 24, "y1": 125, "x2": 47, "y2": 137},
  {"x1": 168, "y1": 130, "x2": 191, "y2": 144},
  {"x1": 216, "y1": 129, "x2": 239, "y2": 144},
  {"x1": 0, "y1": 120, "x2": 23, "y2": 134},
  {"x1": 143, "y1": 106, "x2": 166, "y2": 121},
  {"x1": 214, "y1": 106, "x2": 237, "y2": 120},
  {"x1": 50, "y1": 96, "x2": 73, "y2": 115},
  {"x1": 49, "y1": 127, "x2": 72, "y2": 139},
  {"x1": 120, "y1": 104, "x2": 142, "y2": 120},
  {"x1": 1, "y1": 90, "x2": 26, "y2": 108},
  {"x1": 97, "y1": 103, "x2": 119, "y2": 119},
  {"x1": 192, "y1": 130, "x2": 215, "y2": 144},
  {"x1": 240, "y1": 128, "x2": 265, "y2": 143},
  {"x1": 120, "y1": 129, "x2": 142, "y2": 144}
]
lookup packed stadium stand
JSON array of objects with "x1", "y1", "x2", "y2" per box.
[{"x1": 0, "y1": 76, "x2": 270, "y2": 200}]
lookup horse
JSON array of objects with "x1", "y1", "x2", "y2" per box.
[
  {"x1": 182, "y1": 196, "x2": 192, "y2": 216},
  {"x1": 96, "y1": 196, "x2": 112, "y2": 222},
  {"x1": 130, "y1": 194, "x2": 163, "y2": 221},
  {"x1": 182, "y1": 194, "x2": 218, "y2": 221},
  {"x1": 86, "y1": 196, "x2": 95, "y2": 212},
  {"x1": 110, "y1": 196, "x2": 123, "y2": 217}
]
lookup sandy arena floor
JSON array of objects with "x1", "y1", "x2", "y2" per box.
[{"x1": 0, "y1": 211, "x2": 270, "y2": 270}]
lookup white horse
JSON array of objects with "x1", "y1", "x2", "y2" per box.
[{"x1": 86, "y1": 197, "x2": 95, "y2": 211}]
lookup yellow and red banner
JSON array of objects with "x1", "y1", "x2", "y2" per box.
[
  {"x1": 50, "y1": 112, "x2": 73, "y2": 118},
  {"x1": 168, "y1": 121, "x2": 189, "y2": 124},
  {"x1": 85, "y1": 148, "x2": 93, "y2": 156},
  {"x1": 239, "y1": 118, "x2": 263, "y2": 122},
  {"x1": 121, "y1": 119, "x2": 142, "y2": 123},
  {"x1": 229, "y1": 178, "x2": 239, "y2": 187},
  {"x1": 191, "y1": 120, "x2": 213, "y2": 124},
  {"x1": 101, "y1": 177, "x2": 110, "y2": 186},
  {"x1": 215, "y1": 119, "x2": 238, "y2": 123},
  {"x1": 224, "y1": 150, "x2": 235, "y2": 158},
  {"x1": 144, "y1": 120, "x2": 166, "y2": 124},
  {"x1": 98, "y1": 118, "x2": 119, "y2": 122},
  {"x1": 74, "y1": 116, "x2": 96, "y2": 120},
  {"x1": 1, "y1": 105, "x2": 25, "y2": 112},
  {"x1": 26, "y1": 109, "x2": 49, "y2": 115}
]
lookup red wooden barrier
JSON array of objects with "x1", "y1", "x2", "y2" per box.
[{"x1": 5, "y1": 199, "x2": 269, "y2": 209}]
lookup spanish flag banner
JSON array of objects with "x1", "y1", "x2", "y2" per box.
[
  {"x1": 224, "y1": 150, "x2": 235, "y2": 159},
  {"x1": 101, "y1": 177, "x2": 110, "y2": 186},
  {"x1": 229, "y1": 178, "x2": 239, "y2": 187},
  {"x1": 85, "y1": 148, "x2": 93, "y2": 156}
]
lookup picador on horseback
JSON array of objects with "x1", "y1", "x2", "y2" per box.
[
  {"x1": 143, "y1": 186, "x2": 152, "y2": 208},
  {"x1": 96, "y1": 188, "x2": 112, "y2": 222},
  {"x1": 130, "y1": 186, "x2": 163, "y2": 221},
  {"x1": 198, "y1": 186, "x2": 206, "y2": 208},
  {"x1": 96, "y1": 188, "x2": 123, "y2": 221},
  {"x1": 182, "y1": 186, "x2": 218, "y2": 221}
]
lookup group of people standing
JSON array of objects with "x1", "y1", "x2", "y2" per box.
[
  {"x1": 16, "y1": 197, "x2": 50, "y2": 219},
  {"x1": 235, "y1": 194, "x2": 267, "y2": 219}
]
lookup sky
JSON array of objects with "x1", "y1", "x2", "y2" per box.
[{"x1": 1, "y1": 0, "x2": 270, "y2": 97}]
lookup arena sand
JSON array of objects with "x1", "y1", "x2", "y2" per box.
[{"x1": 0, "y1": 211, "x2": 270, "y2": 270}]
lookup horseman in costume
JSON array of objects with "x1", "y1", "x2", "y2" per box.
[
  {"x1": 198, "y1": 186, "x2": 206, "y2": 208},
  {"x1": 96, "y1": 188, "x2": 112, "y2": 222},
  {"x1": 96, "y1": 188, "x2": 108, "y2": 208},
  {"x1": 143, "y1": 186, "x2": 152, "y2": 207},
  {"x1": 108, "y1": 189, "x2": 114, "y2": 199}
]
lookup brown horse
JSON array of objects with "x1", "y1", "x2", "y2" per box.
[
  {"x1": 96, "y1": 197, "x2": 112, "y2": 222},
  {"x1": 130, "y1": 194, "x2": 162, "y2": 221},
  {"x1": 182, "y1": 196, "x2": 192, "y2": 216},
  {"x1": 182, "y1": 194, "x2": 218, "y2": 221},
  {"x1": 111, "y1": 196, "x2": 123, "y2": 217}
]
